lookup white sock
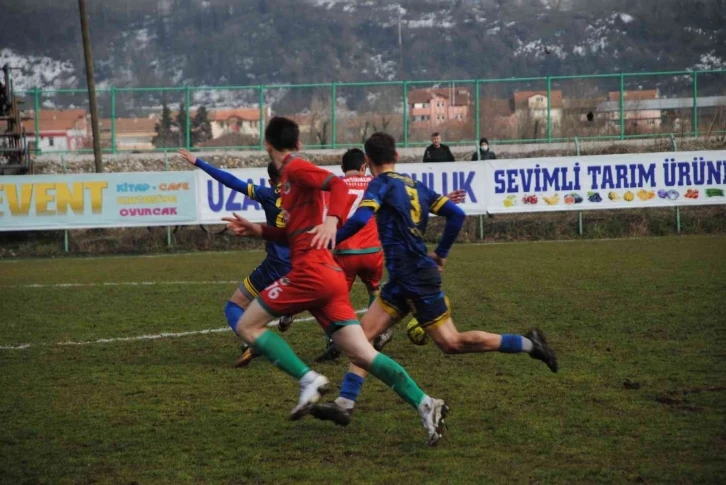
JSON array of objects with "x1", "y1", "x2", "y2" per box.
[
  {"x1": 521, "y1": 337, "x2": 534, "y2": 353},
  {"x1": 334, "y1": 397, "x2": 355, "y2": 410},
  {"x1": 417, "y1": 395, "x2": 433, "y2": 414},
  {"x1": 299, "y1": 370, "x2": 319, "y2": 386}
]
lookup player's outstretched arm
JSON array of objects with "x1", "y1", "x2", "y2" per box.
[
  {"x1": 178, "y1": 150, "x2": 250, "y2": 194},
  {"x1": 432, "y1": 200, "x2": 465, "y2": 263}
]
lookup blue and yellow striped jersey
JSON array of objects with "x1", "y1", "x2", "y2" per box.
[{"x1": 359, "y1": 171, "x2": 448, "y2": 278}]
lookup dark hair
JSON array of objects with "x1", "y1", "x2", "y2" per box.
[
  {"x1": 264, "y1": 116, "x2": 299, "y2": 151},
  {"x1": 479, "y1": 137, "x2": 489, "y2": 145},
  {"x1": 364, "y1": 132, "x2": 396, "y2": 166},
  {"x1": 267, "y1": 161, "x2": 281, "y2": 184},
  {"x1": 341, "y1": 148, "x2": 366, "y2": 172},
  {"x1": 431, "y1": 132, "x2": 440, "y2": 137}
]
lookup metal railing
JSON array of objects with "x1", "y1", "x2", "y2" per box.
[{"x1": 12, "y1": 68, "x2": 726, "y2": 155}]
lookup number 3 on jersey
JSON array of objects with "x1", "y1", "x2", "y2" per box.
[
  {"x1": 405, "y1": 185, "x2": 421, "y2": 224},
  {"x1": 347, "y1": 189, "x2": 365, "y2": 219}
]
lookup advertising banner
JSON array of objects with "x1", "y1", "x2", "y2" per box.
[
  {"x1": 0, "y1": 171, "x2": 197, "y2": 231},
  {"x1": 485, "y1": 151, "x2": 726, "y2": 214},
  {"x1": 195, "y1": 161, "x2": 487, "y2": 224}
]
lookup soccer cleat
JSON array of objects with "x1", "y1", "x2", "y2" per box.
[
  {"x1": 373, "y1": 327, "x2": 394, "y2": 351},
  {"x1": 526, "y1": 328, "x2": 558, "y2": 373},
  {"x1": 310, "y1": 401, "x2": 353, "y2": 427},
  {"x1": 419, "y1": 397, "x2": 449, "y2": 447},
  {"x1": 278, "y1": 314, "x2": 295, "y2": 332},
  {"x1": 233, "y1": 345, "x2": 260, "y2": 368},
  {"x1": 289, "y1": 374, "x2": 330, "y2": 421},
  {"x1": 314, "y1": 339, "x2": 341, "y2": 363}
]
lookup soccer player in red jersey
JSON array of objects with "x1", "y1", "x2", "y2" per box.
[{"x1": 223, "y1": 117, "x2": 448, "y2": 446}]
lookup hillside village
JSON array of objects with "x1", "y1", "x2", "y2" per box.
[{"x1": 6, "y1": 85, "x2": 725, "y2": 152}]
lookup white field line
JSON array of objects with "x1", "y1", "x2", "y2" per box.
[
  {"x1": 0, "y1": 250, "x2": 260, "y2": 264},
  {"x1": 2, "y1": 280, "x2": 240, "y2": 289},
  {"x1": 0, "y1": 308, "x2": 368, "y2": 351},
  {"x1": 1, "y1": 280, "x2": 364, "y2": 289}
]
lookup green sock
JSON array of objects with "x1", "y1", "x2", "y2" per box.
[
  {"x1": 251, "y1": 330, "x2": 310, "y2": 380},
  {"x1": 369, "y1": 353, "x2": 426, "y2": 409}
]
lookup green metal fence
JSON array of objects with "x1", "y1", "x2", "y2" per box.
[{"x1": 13, "y1": 68, "x2": 726, "y2": 155}]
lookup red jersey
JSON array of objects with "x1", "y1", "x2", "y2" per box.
[
  {"x1": 261, "y1": 155, "x2": 347, "y2": 264},
  {"x1": 335, "y1": 175, "x2": 381, "y2": 254}
]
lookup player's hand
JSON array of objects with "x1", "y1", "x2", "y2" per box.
[
  {"x1": 177, "y1": 149, "x2": 197, "y2": 166},
  {"x1": 428, "y1": 252, "x2": 446, "y2": 272},
  {"x1": 446, "y1": 189, "x2": 466, "y2": 204},
  {"x1": 222, "y1": 213, "x2": 263, "y2": 237},
  {"x1": 309, "y1": 216, "x2": 339, "y2": 250}
]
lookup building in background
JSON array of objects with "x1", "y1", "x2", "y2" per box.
[{"x1": 408, "y1": 87, "x2": 471, "y2": 126}]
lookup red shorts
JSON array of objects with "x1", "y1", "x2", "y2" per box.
[
  {"x1": 256, "y1": 260, "x2": 359, "y2": 336},
  {"x1": 334, "y1": 250, "x2": 383, "y2": 293}
]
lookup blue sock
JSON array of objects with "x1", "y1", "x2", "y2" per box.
[
  {"x1": 224, "y1": 301, "x2": 245, "y2": 332},
  {"x1": 499, "y1": 334, "x2": 525, "y2": 353},
  {"x1": 339, "y1": 372, "x2": 365, "y2": 402}
]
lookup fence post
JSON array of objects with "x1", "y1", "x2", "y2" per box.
[
  {"x1": 546, "y1": 77, "x2": 552, "y2": 143},
  {"x1": 619, "y1": 73, "x2": 625, "y2": 141},
  {"x1": 475, "y1": 79, "x2": 480, "y2": 144},
  {"x1": 671, "y1": 132, "x2": 681, "y2": 234},
  {"x1": 479, "y1": 214, "x2": 484, "y2": 240},
  {"x1": 575, "y1": 136, "x2": 583, "y2": 236},
  {"x1": 62, "y1": 153, "x2": 69, "y2": 253},
  {"x1": 185, "y1": 86, "x2": 191, "y2": 149},
  {"x1": 33, "y1": 88, "x2": 40, "y2": 154},
  {"x1": 165, "y1": 151, "x2": 172, "y2": 248},
  {"x1": 692, "y1": 71, "x2": 698, "y2": 138},
  {"x1": 258, "y1": 85, "x2": 265, "y2": 150},
  {"x1": 402, "y1": 81, "x2": 409, "y2": 148},
  {"x1": 331, "y1": 82, "x2": 337, "y2": 149},
  {"x1": 110, "y1": 86, "x2": 116, "y2": 153},
  {"x1": 676, "y1": 206, "x2": 681, "y2": 234}
]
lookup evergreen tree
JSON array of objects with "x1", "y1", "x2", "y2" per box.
[
  {"x1": 152, "y1": 98, "x2": 177, "y2": 148},
  {"x1": 191, "y1": 106, "x2": 212, "y2": 146},
  {"x1": 176, "y1": 102, "x2": 188, "y2": 147}
]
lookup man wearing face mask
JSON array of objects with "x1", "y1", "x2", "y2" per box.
[{"x1": 471, "y1": 137, "x2": 497, "y2": 161}]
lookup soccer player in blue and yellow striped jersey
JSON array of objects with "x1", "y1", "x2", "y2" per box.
[{"x1": 311, "y1": 133, "x2": 559, "y2": 427}]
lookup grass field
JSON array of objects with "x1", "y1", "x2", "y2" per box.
[{"x1": 1, "y1": 236, "x2": 725, "y2": 484}]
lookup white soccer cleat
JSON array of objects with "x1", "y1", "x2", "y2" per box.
[
  {"x1": 419, "y1": 397, "x2": 449, "y2": 446},
  {"x1": 289, "y1": 373, "x2": 330, "y2": 421}
]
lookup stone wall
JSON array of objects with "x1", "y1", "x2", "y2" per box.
[{"x1": 29, "y1": 136, "x2": 725, "y2": 174}]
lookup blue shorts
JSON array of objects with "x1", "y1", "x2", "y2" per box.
[
  {"x1": 240, "y1": 257, "x2": 292, "y2": 301},
  {"x1": 377, "y1": 266, "x2": 451, "y2": 329}
]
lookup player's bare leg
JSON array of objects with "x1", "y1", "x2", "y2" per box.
[
  {"x1": 327, "y1": 325, "x2": 448, "y2": 446},
  {"x1": 234, "y1": 299, "x2": 330, "y2": 420},
  {"x1": 426, "y1": 318, "x2": 558, "y2": 372},
  {"x1": 314, "y1": 289, "x2": 388, "y2": 363},
  {"x1": 224, "y1": 289, "x2": 259, "y2": 367},
  {"x1": 226, "y1": 289, "x2": 295, "y2": 367}
]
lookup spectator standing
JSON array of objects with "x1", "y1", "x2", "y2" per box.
[
  {"x1": 423, "y1": 132, "x2": 455, "y2": 163},
  {"x1": 471, "y1": 137, "x2": 497, "y2": 161}
]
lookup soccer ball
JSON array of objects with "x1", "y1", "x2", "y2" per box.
[{"x1": 406, "y1": 318, "x2": 429, "y2": 346}]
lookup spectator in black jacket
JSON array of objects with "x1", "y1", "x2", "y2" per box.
[
  {"x1": 471, "y1": 137, "x2": 497, "y2": 161},
  {"x1": 423, "y1": 132, "x2": 455, "y2": 163}
]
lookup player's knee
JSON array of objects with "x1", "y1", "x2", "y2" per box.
[{"x1": 436, "y1": 336, "x2": 463, "y2": 355}]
